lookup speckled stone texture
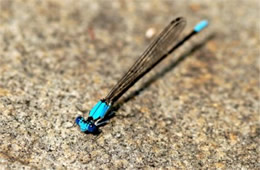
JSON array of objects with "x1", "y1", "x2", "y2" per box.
[{"x1": 0, "y1": 0, "x2": 259, "y2": 169}]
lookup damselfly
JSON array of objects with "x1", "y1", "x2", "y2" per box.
[{"x1": 76, "y1": 17, "x2": 208, "y2": 133}]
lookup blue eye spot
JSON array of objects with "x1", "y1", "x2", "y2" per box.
[{"x1": 75, "y1": 116, "x2": 83, "y2": 125}]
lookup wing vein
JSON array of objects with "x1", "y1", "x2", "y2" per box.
[{"x1": 105, "y1": 17, "x2": 186, "y2": 104}]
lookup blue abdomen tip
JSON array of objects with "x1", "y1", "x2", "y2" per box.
[{"x1": 194, "y1": 20, "x2": 208, "y2": 32}]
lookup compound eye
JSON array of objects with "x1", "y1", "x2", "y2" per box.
[{"x1": 75, "y1": 116, "x2": 83, "y2": 124}]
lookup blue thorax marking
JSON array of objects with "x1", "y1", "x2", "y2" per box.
[{"x1": 89, "y1": 100, "x2": 110, "y2": 120}]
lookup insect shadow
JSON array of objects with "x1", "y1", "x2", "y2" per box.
[{"x1": 109, "y1": 34, "x2": 216, "y2": 119}]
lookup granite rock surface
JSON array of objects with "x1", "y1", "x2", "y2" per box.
[{"x1": 0, "y1": 0, "x2": 259, "y2": 169}]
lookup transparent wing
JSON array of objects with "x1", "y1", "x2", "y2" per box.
[{"x1": 105, "y1": 17, "x2": 186, "y2": 104}]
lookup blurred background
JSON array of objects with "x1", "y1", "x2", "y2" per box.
[{"x1": 0, "y1": 0, "x2": 259, "y2": 169}]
